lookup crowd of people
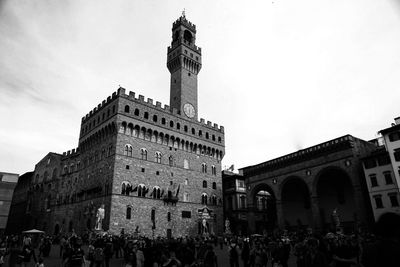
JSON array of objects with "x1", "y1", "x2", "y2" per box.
[{"x1": 0, "y1": 212, "x2": 398, "y2": 267}]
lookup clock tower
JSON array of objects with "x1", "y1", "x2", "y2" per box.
[{"x1": 167, "y1": 13, "x2": 201, "y2": 120}]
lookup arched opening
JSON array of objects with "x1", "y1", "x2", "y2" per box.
[
  {"x1": 281, "y1": 177, "x2": 312, "y2": 230},
  {"x1": 183, "y1": 30, "x2": 193, "y2": 45},
  {"x1": 252, "y1": 184, "x2": 277, "y2": 234},
  {"x1": 316, "y1": 168, "x2": 356, "y2": 232}
]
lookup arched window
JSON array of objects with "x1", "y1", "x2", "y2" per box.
[
  {"x1": 211, "y1": 165, "x2": 216, "y2": 176},
  {"x1": 169, "y1": 156, "x2": 174, "y2": 167},
  {"x1": 184, "y1": 159, "x2": 189, "y2": 169},
  {"x1": 199, "y1": 130, "x2": 203, "y2": 137},
  {"x1": 126, "y1": 206, "x2": 132, "y2": 219},
  {"x1": 202, "y1": 180, "x2": 207, "y2": 188},
  {"x1": 141, "y1": 148, "x2": 147, "y2": 160},
  {"x1": 144, "y1": 112, "x2": 149, "y2": 119},
  {"x1": 138, "y1": 184, "x2": 147, "y2": 197},
  {"x1": 218, "y1": 137, "x2": 222, "y2": 143},
  {"x1": 170, "y1": 121, "x2": 174, "y2": 128},
  {"x1": 206, "y1": 132, "x2": 209, "y2": 139},
  {"x1": 202, "y1": 163, "x2": 207, "y2": 173},
  {"x1": 121, "y1": 183, "x2": 126, "y2": 195},
  {"x1": 134, "y1": 108, "x2": 140, "y2": 116},
  {"x1": 201, "y1": 193, "x2": 208, "y2": 205},
  {"x1": 177, "y1": 123, "x2": 180, "y2": 130},
  {"x1": 124, "y1": 105, "x2": 130, "y2": 113},
  {"x1": 183, "y1": 192, "x2": 189, "y2": 202},
  {"x1": 155, "y1": 152, "x2": 162, "y2": 163},
  {"x1": 184, "y1": 125, "x2": 188, "y2": 132},
  {"x1": 212, "y1": 182, "x2": 217, "y2": 190},
  {"x1": 212, "y1": 135, "x2": 215, "y2": 141},
  {"x1": 124, "y1": 145, "x2": 133, "y2": 157},
  {"x1": 162, "y1": 118, "x2": 166, "y2": 125},
  {"x1": 152, "y1": 187, "x2": 161, "y2": 199},
  {"x1": 192, "y1": 128, "x2": 195, "y2": 135},
  {"x1": 212, "y1": 195, "x2": 217, "y2": 206},
  {"x1": 153, "y1": 115, "x2": 158, "y2": 122}
]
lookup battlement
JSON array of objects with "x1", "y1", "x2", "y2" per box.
[
  {"x1": 62, "y1": 148, "x2": 80, "y2": 158},
  {"x1": 168, "y1": 43, "x2": 202, "y2": 54},
  {"x1": 172, "y1": 15, "x2": 196, "y2": 32},
  {"x1": 81, "y1": 87, "x2": 224, "y2": 133}
]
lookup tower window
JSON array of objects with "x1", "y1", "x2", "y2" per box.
[
  {"x1": 167, "y1": 212, "x2": 171, "y2": 222},
  {"x1": 203, "y1": 181, "x2": 207, "y2": 188},
  {"x1": 177, "y1": 123, "x2": 180, "y2": 130},
  {"x1": 162, "y1": 118, "x2": 166, "y2": 125},
  {"x1": 188, "y1": 72, "x2": 191, "y2": 77},
  {"x1": 144, "y1": 112, "x2": 149, "y2": 119},
  {"x1": 202, "y1": 163, "x2": 207, "y2": 173},
  {"x1": 153, "y1": 115, "x2": 158, "y2": 122},
  {"x1": 206, "y1": 132, "x2": 209, "y2": 139},
  {"x1": 190, "y1": 53, "x2": 193, "y2": 58},
  {"x1": 134, "y1": 109, "x2": 140, "y2": 116},
  {"x1": 124, "y1": 105, "x2": 130, "y2": 113},
  {"x1": 199, "y1": 130, "x2": 202, "y2": 137},
  {"x1": 184, "y1": 125, "x2": 188, "y2": 132},
  {"x1": 192, "y1": 128, "x2": 195, "y2": 135},
  {"x1": 212, "y1": 182, "x2": 217, "y2": 189},
  {"x1": 170, "y1": 121, "x2": 174, "y2": 128}
]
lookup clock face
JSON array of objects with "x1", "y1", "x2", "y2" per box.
[{"x1": 183, "y1": 103, "x2": 196, "y2": 118}]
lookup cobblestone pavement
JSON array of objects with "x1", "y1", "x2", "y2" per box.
[{"x1": 3, "y1": 244, "x2": 296, "y2": 267}]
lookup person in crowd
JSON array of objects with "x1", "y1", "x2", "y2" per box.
[
  {"x1": 228, "y1": 239, "x2": 239, "y2": 267},
  {"x1": 361, "y1": 212, "x2": 400, "y2": 267}
]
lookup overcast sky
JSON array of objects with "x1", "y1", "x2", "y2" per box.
[{"x1": 1, "y1": 0, "x2": 400, "y2": 174}]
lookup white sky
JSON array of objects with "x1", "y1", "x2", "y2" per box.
[{"x1": 1, "y1": 0, "x2": 400, "y2": 174}]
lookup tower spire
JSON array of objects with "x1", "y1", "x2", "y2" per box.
[{"x1": 182, "y1": 8, "x2": 186, "y2": 18}]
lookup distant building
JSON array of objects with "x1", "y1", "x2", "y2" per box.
[
  {"x1": 361, "y1": 146, "x2": 399, "y2": 221},
  {"x1": 223, "y1": 135, "x2": 377, "y2": 234},
  {"x1": 6, "y1": 171, "x2": 34, "y2": 234},
  {"x1": 0, "y1": 172, "x2": 19, "y2": 234},
  {"x1": 359, "y1": 117, "x2": 400, "y2": 222},
  {"x1": 222, "y1": 171, "x2": 248, "y2": 235}
]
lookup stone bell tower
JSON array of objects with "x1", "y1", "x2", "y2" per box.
[{"x1": 167, "y1": 13, "x2": 202, "y2": 120}]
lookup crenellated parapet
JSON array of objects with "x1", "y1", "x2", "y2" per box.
[
  {"x1": 81, "y1": 87, "x2": 224, "y2": 133},
  {"x1": 62, "y1": 148, "x2": 80, "y2": 158},
  {"x1": 172, "y1": 15, "x2": 196, "y2": 33}
]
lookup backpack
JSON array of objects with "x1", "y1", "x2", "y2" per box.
[
  {"x1": 94, "y1": 247, "x2": 104, "y2": 262},
  {"x1": 230, "y1": 245, "x2": 238, "y2": 260}
]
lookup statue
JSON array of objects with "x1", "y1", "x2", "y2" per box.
[
  {"x1": 95, "y1": 204, "x2": 105, "y2": 231},
  {"x1": 225, "y1": 218, "x2": 231, "y2": 234},
  {"x1": 202, "y1": 218, "x2": 208, "y2": 234}
]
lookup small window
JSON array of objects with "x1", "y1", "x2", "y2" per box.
[
  {"x1": 141, "y1": 168, "x2": 145, "y2": 172},
  {"x1": 370, "y1": 174, "x2": 378, "y2": 187},
  {"x1": 364, "y1": 158, "x2": 377, "y2": 169},
  {"x1": 170, "y1": 121, "x2": 174, "y2": 128},
  {"x1": 134, "y1": 109, "x2": 140, "y2": 116},
  {"x1": 184, "y1": 125, "x2": 188, "y2": 132},
  {"x1": 218, "y1": 137, "x2": 222, "y2": 143},
  {"x1": 206, "y1": 132, "x2": 209, "y2": 139},
  {"x1": 126, "y1": 206, "x2": 132, "y2": 219},
  {"x1": 384, "y1": 171, "x2": 393, "y2": 184},
  {"x1": 212, "y1": 182, "x2": 216, "y2": 189},
  {"x1": 177, "y1": 123, "x2": 180, "y2": 130},
  {"x1": 167, "y1": 212, "x2": 171, "y2": 222},
  {"x1": 144, "y1": 112, "x2": 149, "y2": 119},
  {"x1": 126, "y1": 165, "x2": 129, "y2": 170},
  {"x1": 389, "y1": 132, "x2": 400, "y2": 142},
  {"x1": 199, "y1": 130, "x2": 202, "y2": 137},
  {"x1": 124, "y1": 105, "x2": 130, "y2": 113},
  {"x1": 374, "y1": 195, "x2": 384, "y2": 209},
  {"x1": 212, "y1": 135, "x2": 215, "y2": 141},
  {"x1": 203, "y1": 180, "x2": 207, "y2": 188},
  {"x1": 151, "y1": 209, "x2": 155, "y2": 221},
  {"x1": 182, "y1": 211, "x2": 191, "y2": 218},
  {"x1": 153, "y1": 115, "x2": 158, "y2": 122},
  {"x1": 192, "y1": 128, "x2": 195, "y2": 135},
  {"x1": 169, "y1": 156, "x2": 174, "y2": 167},
  {"x1": 162, "y1": 118, "x2": 166, "y2": 125},
  {"x1": 156, "y1": 171, "x2": 160, "y2": 175},
  {"x1": 389, "y1": 194, "x2": 399, "y2": 207},
  {"x1": 112, "y1": 105, "x2": 116, "y2": 113},
  {"x1": 394, "y1": 150, "x2": 400, "y2": 162}
]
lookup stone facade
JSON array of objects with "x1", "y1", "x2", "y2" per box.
[{"x1": 25, "y1": 15, "x2": 225, "y2": 238}]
